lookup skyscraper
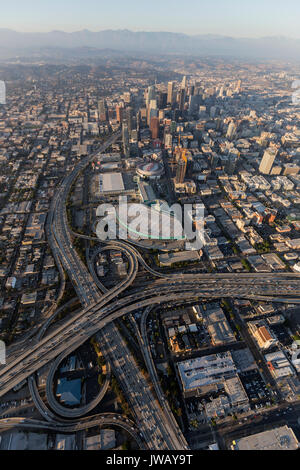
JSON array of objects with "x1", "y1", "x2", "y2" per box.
[
  {"x1": 125, "y1": 107, "x2": 133, "y2": 134},
  {"x1": 176, "y1": 152, "x2": 187, "y2": 184},
  {"x1": 150, "y1": 116, "x2": 160, "y2": 140},
  {"x1": 226, "y1": 121, "x2": 237, "y2": 140},
  {"x1": 122, "y1": 122, "x2": 130, "y2": 157},
  {"x1": 147, "y1": 99, "x2": 158, "y2": 126},
  {"x1": 98, "y1": 99, "x2": 108, "y2": 122},
  {"x1": 116, "y1": 105, "x2": 124, "y2": 123},
  {"x1": 167, "y1": 81, "x2": 174, "y2": 105},
  {"x1": 158, "y1": 92, "x2": 167, "y2": 109},
  {"x1": 178, "y1": 88, "x2": 186, "y2": 112},
  {"x1": 181, "y1": 75, "x2": 187, "y2": 90},
  {"x1": 259, "y1": 148, "x2": 278, "y2": 175},
  {"x1": 146, "y1": 85, "x2": 156, "y2": 108},
  {"x1": 235, "y1": 80, "x2": 242, "y2": 93}
]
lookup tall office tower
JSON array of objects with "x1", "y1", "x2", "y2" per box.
[
  {"x1": 122, "y1": 122, "x2": 130, "y2": 157},
  {"x1": 188, "y1": 95, "x2": 201, "y2": 115},
  {"x1": 170, "y1": 121, "x2": 177, "y2": 134},
  {"x1": 235, "y1": 80, "x2": 242, "y2": 93},
  {"x1": 227, "y1": 151, "x2": 239, "y2": 175},
  {"x1": 125, "y1": 107, "x2": 133, "y2": 134},
  {"x1": 116, "y1": 105, "x2": 124, "y2": 123},
  {"x1": 150, "y1": 116, "x2": 160, "y2": 140},
  {"x1": 226, "y1": 121, "x2": 237, "y2": 140},
  {"x1": 181, "y1": 75, "x2": 187, "y2": 90},
  {"x1": 188, "y1": 85, "x2": 195, "y2": 97},
  {"x1": 158, "y1": 92, "x2": 167, "y2": 109},
  {"x1": 167, "y1": 81, "x2": 175, "y2": 105},
  {"x1": 178, "y1": 88, "x2": 186, "y2": 112},
  {"x1": 136, "y1": 111, "x2": 140, "y2": 135},
  {"x1": 158, "y1": 109, "x2": 165, "y2": 121},
  {"x1": 259, "y1": 147, "x2": 278, "y2": 175},
  {"x1": 98, "y1": 99, "x2": 108, "y2": 122},
  {"x1": 146, "y1": 85, "x2": 156, "y2": 108},
  {"x1": 211, "y1": 152, "x2": 219, "y2": 170},
  {"x1": 186, "y1": 153, "x2": 194, "y2": 178},
  {"x1": 147, "y1": 99, "x2": 158, "y2": 126},
  {"x1": 176, "y1": 152, "x2": 187, "y2": 184},
  {"x1": 164, "y1": 133, "x2": 173, "y2": 149}
]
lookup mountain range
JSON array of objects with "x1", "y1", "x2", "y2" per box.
[{"x1": 0, "y1": 29, "x2": 299, "y2": 60}]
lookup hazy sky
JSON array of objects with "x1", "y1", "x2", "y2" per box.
[{"x1": 1, "y1": 0, "x2": 300, "y2": 38}]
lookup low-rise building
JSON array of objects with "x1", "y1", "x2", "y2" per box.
[
  {"x1": 231, "y1": 426, "x2": 298, "y2": 450},
  {"x1": 248, "y1": 320, "x2": 278, "y2": 350}
]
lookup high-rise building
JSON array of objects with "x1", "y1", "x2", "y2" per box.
[
  {"x1": 226, "y1": 121, "x2": 237, "y2": 140},
  {"x1": 188, "y1": 85, "x2": 195, "y2": 97},
  {"x1": 181, "y1": 75, "x2": 187, "y2": 90},
  {"x1": 116, "y1": 105, "x2": 124, "y2": 123},
  {"x1": 235, "y1": 80, "x2": 242, "y2": 93},
  {"x1": 150, "y1": 117, "x2": 160, "y2": 140},
  {"x1": 259, "y1": 148, "x2": 278, "y2": 175},
  {"x1": 188, "y1": 95, "x2": 201, "y2": 115},
  {"x1": 98, "y1": 99, "x2": 108, "y2": 122},
  {"x1": 176, "y1": 152, "x2": 187, "y2": 184},
  {"x1": 178, "y1": 88, "x2": 186, "y2": 112},
  {"x1": 125, "y1": 107, "x2": 133, "y2": 134},
  {"x1": 122, "y1": 122, "x2": 130, "y2": 157},
  {"x1": 158, "y1": 92, "x2": 167, "y2": 109},
  {"x1": 167, "y1": 81, "x2": 174, "y2": 105},
  {"x1": 164, "y1": 133, "x2": 173, "y2": 149},
  {"x1": 146, "y1": 85, "x2": 156, "y2": 108},
  {"x1": 147, "y1": 99, "x2": 157, "y2": 126}
]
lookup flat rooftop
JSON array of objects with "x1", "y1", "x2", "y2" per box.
[
  {"x1": 232, "y1": 426, "x2": 299, "y2": 450},
  {"x1": 177, "y1": 352, "x2": 236, "y2": 393},
  {"x1": 99, "y1": 172, "x2": 125, "y2": 193}
]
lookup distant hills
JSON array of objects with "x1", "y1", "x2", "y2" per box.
[{"x1": 0, "y1": 29, "x2": 299, "y2": 60}]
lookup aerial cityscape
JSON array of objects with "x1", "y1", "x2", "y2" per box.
[{"x1": 0, "y1": 0, "x2": 300, "y2": 457}]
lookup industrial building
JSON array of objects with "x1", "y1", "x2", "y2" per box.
[
  {"x1": 177, "y1": 352, "x2": 237, "y2": 397},
  {"x1": 201, "y1": 304, "x2": 236, "y2": 346},
  {"x1": 231, "y1": 426, "x2": 299, "y2": 450},
  {"x1": 265, "y1": 350, "x2": 295, "y2": 379},
  {"x1": 158, "y1": 250, "x2": 202, "y2": 267},
  {"x1": 56, "y1": 377, "x2": 82, "y2": 406},
  {"x1": 99, "y1": 173, "x2": 125, "y2": 194},
  {"x1": 84, "y1": 430, "x2": 116, "y2": 450},
  {"x1": 224, "y1": 376, "x2": 250, "y2": 413}
]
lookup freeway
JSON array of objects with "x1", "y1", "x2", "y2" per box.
[
  {"x1": 1, "y1": 281, "x2": 300, "y2": 397},
  {"x1": 129, "y1": 307, "x2": 187, "y2": 445},
  {"x1": 0, "y1": 414, "x2": 145, "y2": 448},
  {"x1": 1, "y1": 131, "x2": 300, "y2": 449},
  {"x1": 44, "y1": 130, "x2": 189, "y2": 450}
]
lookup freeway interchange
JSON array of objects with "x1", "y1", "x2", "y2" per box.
[{"x1": 1, "y1": 131, "x2": 300, "y2": 450}]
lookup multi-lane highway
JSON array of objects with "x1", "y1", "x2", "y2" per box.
[
  {"x1": 1, "y1": 131, "x2": 300, "y2": 450},
  {"x1": 44, "y1": 130, "x2": 188, "y2": 449}
]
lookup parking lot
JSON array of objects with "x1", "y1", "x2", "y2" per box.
[{"x1": 239, "y1": 370, "x2": 271, "y2": 406}]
